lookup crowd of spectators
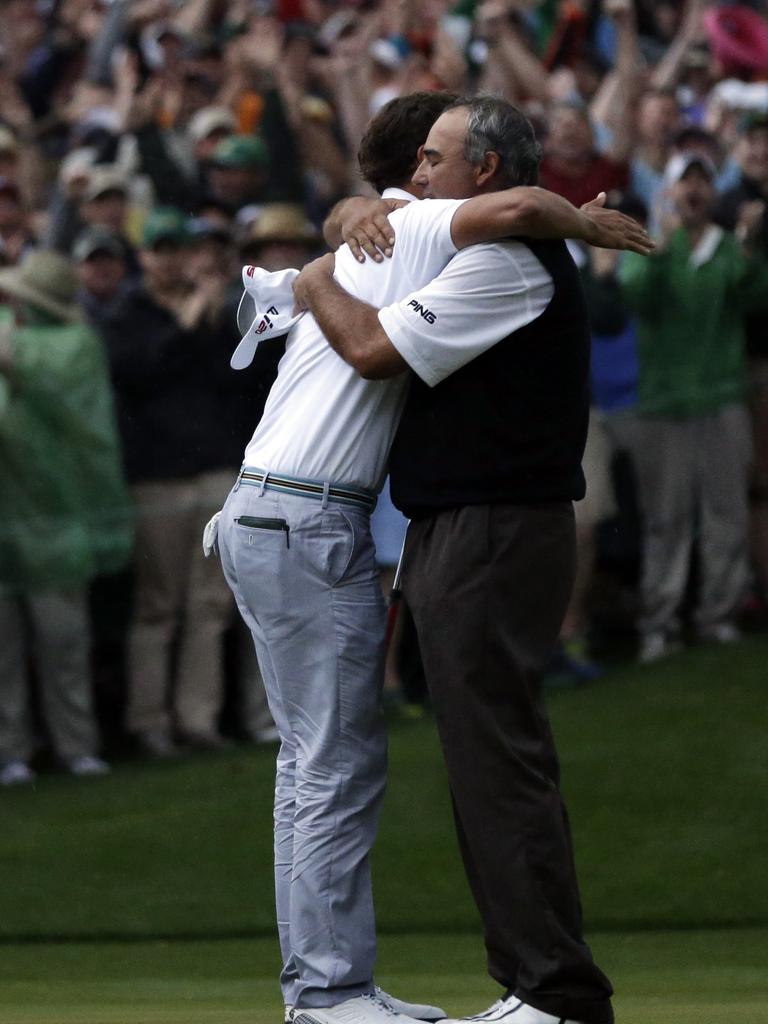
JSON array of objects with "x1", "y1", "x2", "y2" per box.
[{"x1": 2, "y1": 0, "x2": 768, "y2": 783}]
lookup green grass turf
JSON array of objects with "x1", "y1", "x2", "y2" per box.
[
  {"x1": 1, "y1": 638, "x2": 767, "y2": 1020},
  {"x1": 1, "y1": 929, "x2": 767, "y2": 1024},
  {"x1": 1, "y1": 636, "x2": 766, "y2": 940}
]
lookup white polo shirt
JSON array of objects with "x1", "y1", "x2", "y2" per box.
[
  {"x1": 378, "y1": 241, "x2": 554, "y2": 388},
  {"x1": 243, "y1": 191, "x2": 465, "y2": 492}
]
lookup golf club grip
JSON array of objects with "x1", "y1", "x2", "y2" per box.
[{"x1": 385, "y1": 597, "x2": 401, "y2": 647}]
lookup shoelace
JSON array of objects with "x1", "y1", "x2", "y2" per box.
[{"x1": 362, "y1": 992, "x2": 398, "y2": 1016}]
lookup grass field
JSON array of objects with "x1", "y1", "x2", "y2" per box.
[
  {"x1": 1, "y1": 637, "x2": 767, "y2": 1022},
  {"x1": 2, "y1": 929, "x2": 768, "y2": 1024}
]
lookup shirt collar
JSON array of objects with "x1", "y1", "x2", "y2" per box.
[
  {"x1": 689, "y1": 224, "x2": 723, "y2": 268},
  {"x1": 381, "y1": 187, "x2": 418, "y2": 203}
]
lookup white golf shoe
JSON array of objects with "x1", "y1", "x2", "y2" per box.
[
  {"x1": 439, "y1": 994, "x2": 584, "y2": 1024},
  {"x1": 287, "y1": 989, "x2": 445, "y2": 1024},
  {"x1": 290, "y1": 992, "x2": 427, "y2": 1024},
  {"x1": 373, "y1": 987, "x2": 445, "y2": 1021}
]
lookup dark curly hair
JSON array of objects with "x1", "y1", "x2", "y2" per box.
[{"x1": 357, "y1": 91, "x2": 458, "y2": 194}]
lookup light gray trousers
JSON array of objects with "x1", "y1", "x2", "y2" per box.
[
  {"x1": 217, "y1": 481, "x2": 387, "y2": 1009},
  {"x1": 621, "y1": 404, "x2": 751, "y2": 636}
]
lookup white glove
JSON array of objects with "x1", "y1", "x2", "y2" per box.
[{"x1": 202, "y1": 510, "x2": 222, "y2": 558}]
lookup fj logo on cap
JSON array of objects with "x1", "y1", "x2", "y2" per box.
[
  {"x1": 407, "y1": 299, "x2": 437, "y2": 324},
  {"x1": 255, "y1": 305, "x2": 280, "y2": 335}
]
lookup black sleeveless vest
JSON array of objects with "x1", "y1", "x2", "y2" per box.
[{"x1": 389, "y1": 238, "x2": 590, "y2": 518}]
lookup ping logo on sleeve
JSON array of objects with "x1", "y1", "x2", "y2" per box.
[{"x1": 407, "y1": 299, "x2": 437, "y2": 324}]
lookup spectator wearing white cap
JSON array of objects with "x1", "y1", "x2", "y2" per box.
[
  {"x1": 128, "y1": 101, "x2": 238, "y2": 215},
  {"x1": 239, "y1": 202, "x2": 321, "y2": 272},
  {"x1": 619, "y1": 151, "x2": 768, "y2": 662},
  {"x1": 187, "y1": 106, "x2": 237, "y2": 162},
  {"x1": 79, "y1": 167, "x2": 130, "y2": 236},
  {"x1": 47, "y1": 161, "x2": 141, "y2": 276}
]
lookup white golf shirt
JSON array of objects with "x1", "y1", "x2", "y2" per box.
[
  {"x1": 244, "y1": 191, "x2": 462, "y2": 492},
  {"x1": 378, "y1": 241, "x2": 554, "y2": 389},
  {"x1": 243, "y1": 190, "x2": 553, "y2": 493}
]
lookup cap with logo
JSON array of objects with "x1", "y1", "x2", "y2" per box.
[
  {"x1": 664, "y1": 152, "x2": 717, "y2": 187},
  {"x1": 230, "y1": 265, "x2": 304, "y2": 370},
  {"x1": 141, "y1": 206, "x2": 191, "y2": 248},
  {"x1": 211, "y1": 135, "x2": 269, "y2": 169}
]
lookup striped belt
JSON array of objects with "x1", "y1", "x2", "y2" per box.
[{"x1": 237, "y1": 466, "x2": 376, "y2": 512}]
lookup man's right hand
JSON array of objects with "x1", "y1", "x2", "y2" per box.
[
  {"x1": 338, "y1": 197, "x2": 404, "y2": 263},
  {"x1": 581, "y1": 193, "x2": 655, "y2": 255}
]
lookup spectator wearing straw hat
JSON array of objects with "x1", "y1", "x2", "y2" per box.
[
  {"x1": 232, "y1": 202, "x2": 320, "y2": 744},
  {"x1": 240, "y1": 202, "x2": 321, "y2": 272},
  {"x1": 0, "y1": 250, "x2": 132, "y2": 786},
  {"x1": 185, "y1": 212, "x2": 284, "y2": 746}
]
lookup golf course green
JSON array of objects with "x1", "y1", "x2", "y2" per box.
[{"x1": 1, "y1": 637, "x2": 767, "y2": 1022}]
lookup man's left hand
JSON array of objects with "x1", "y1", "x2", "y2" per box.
[
  {"x1": 293, "y1": 252, "x2": 335, "y2": 313},
  {"x1": 340, "y1": 198, "x2": 403, "y2": 264},
  {"x1": 581, "y1": 193, "x2": 655, "y2": 255}
]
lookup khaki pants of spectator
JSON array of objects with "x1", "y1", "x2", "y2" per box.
[
  {"x1": 0, "y1": 588, "x2": 99, "y2": 764},
  {"x1": 623, "y1": 404, "x2": 751, "y2": 637},
  {"x1": 574, "y1": 410, "x2": 618, "y2": 531},
  {"x1": 126, "y1": 468, "x2": 237, "y2": 738}
]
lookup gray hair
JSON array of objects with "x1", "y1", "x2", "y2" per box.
[{"x1": 448, "y1": 95, "x2": 542, "y2": 188}]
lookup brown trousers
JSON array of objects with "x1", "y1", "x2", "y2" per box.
[{"x1": 402, "y1": 501, "x2": 614, "y2": 1024}]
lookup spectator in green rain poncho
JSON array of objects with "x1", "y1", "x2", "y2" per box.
[{"x1": 0, "y1": 250, "x2": 133, "y2": 787}]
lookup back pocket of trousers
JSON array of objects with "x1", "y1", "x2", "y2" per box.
[{"x1": 235, "y1": 516, "x2": 290, "y2": 547}]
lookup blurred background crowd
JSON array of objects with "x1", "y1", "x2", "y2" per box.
[{"x1": 2, "y1": 0, "x2": 768, "y2": 786}]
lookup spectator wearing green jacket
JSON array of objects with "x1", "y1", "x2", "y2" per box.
[
  {"x1": 620, "y1": 153, "x2": 768, "y2": 663},
  {"x1": 0, "y1": 251, "x2": 133, "y2": 786}
]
